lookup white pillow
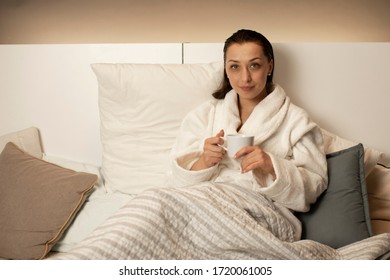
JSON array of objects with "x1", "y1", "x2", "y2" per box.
[
  {"x1": 0, "y1": 127, "x2": 42, "y2": 158},
  {"x1": 91, "y1": 62, "x2": 223, "y2": 194}
]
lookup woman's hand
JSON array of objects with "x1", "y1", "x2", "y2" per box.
[
  {"x1": 235, "y1": 146, "x2": 276, "y2": 180},
  {"x1": 191, "y1": 130, "x2": 226, "y2": 171}
]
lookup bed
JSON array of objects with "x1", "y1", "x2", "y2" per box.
[{"x1": 0, "y1": 43, "x2": 389, "y2": 260}]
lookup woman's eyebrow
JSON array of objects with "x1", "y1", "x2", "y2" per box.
[
  {"x1": 227, "y1": 57, "x2": 263, "y2": 63},
  {"x1": 226, "y1": 59, "x2": 239, "y2": 63}
]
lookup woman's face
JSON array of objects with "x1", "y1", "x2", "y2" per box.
[{"x1": 225, "y1": 42, "x2": 273, "y2": 104}]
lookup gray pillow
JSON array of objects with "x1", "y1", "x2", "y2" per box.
[{"x1": 296, "y1": 143, "x2": 372, "y2": 248}]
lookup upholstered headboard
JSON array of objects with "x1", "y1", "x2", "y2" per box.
[{"x1": 0, "y1": 43, "x2": 389, "y2": 165}]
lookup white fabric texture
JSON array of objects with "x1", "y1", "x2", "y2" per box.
[
  {"x1": 170, "y1": 85, "x2": 328, "y2": 240},
  {"x1": 43, "y1": 154, "x2": 133, "y2": 252},
  {"x1": 91, "y1": 62, "x2": 223, "y2": 194}
]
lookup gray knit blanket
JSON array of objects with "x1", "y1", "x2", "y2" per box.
[{"x1": 47, "y1": 183, "x2": 390, "y2": 260}]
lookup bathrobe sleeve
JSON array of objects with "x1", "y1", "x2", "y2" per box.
[
  {"x1": 169, "y1": 101, "x2": 220, "y2": 187},
  {"x1": 255, "y1": 107, "x2": 328, "y2": 213}
]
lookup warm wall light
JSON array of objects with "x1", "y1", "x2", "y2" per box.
[{"x1": 0, "y1": 0, "x2": 389, "y2": 43}]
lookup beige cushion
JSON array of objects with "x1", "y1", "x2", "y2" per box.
[
  {"x1": 0, "y1": 127, "x2": 42, "y2": 158},
  {"x1": 321, "y1": 128, "x2": 382, "y2": 176},
  {"x1": 0, "y1": 142, "x2": 97, "y2": 259},
  {"x1": 366, "y1": 164, "x2": 390, "y2": 235}
]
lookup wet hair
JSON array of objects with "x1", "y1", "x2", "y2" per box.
[{"x1": 212, "y1": 29, "x2": 275, "y2": 99}]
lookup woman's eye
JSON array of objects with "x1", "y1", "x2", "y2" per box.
[
  {"x1": 250, "y1": 63, "x2": 260, "y2": 69},
  {"x1": 230, "y1": 64, "x2": 239, "y2": 70}
]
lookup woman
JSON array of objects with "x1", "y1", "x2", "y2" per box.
[
  {"x1": 50, "y1": 30, "x2": 330, "y2": 259},
  {"x1": 170, "y1": 29, "x2": 328, "y2": 239}
]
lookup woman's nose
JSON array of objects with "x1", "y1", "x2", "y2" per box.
[{"x1": 242, "y1": 68, "x2": 252, "y2": 82}]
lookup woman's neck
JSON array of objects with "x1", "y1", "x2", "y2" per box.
[{"x1": 237, "y1": 97, "x2": 259, "y2": 130}]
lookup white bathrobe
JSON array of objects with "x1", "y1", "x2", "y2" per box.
[{"x1": 170, "y1": 84, "x2": 328, "y2": 239}]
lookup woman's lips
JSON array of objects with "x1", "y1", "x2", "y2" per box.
[{"x1": 240, "y1": 86, "x2": 254, "y2": 92}]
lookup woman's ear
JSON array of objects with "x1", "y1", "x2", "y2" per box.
[{"x1": 268, "y1": 59, "x2": 274, "y2": 75}]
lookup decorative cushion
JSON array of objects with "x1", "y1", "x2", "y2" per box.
[
  {"x1": 0, "y1": 142, "x2": 97, "y2": 259},
  {"x1": 296, "y1": 144, "x2": 372, "y2": 248},
  {"x1": 0, "y1": 127, "x2": 42, "y2": 158},
  {"x1": 366, "y1": 164, "x2": 390, "y2": 235},
  {"x1": 91, "y1": 62, "x2": 223, "y2": 194},
  {"x1": 321, "y1": 128, "x2": 382, "y2": 176}
]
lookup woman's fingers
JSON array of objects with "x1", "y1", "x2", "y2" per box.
[
  {"x1": 236, "y1": 146, "x2": 275, "y2": 177},
  {"x1": 203, "y1": 143, "x2": 225, "y2": 165},
  {"x1": 191, "y1": 130, "x2": 226, "y2": 171},
  {"x1": 200, "y1": 130, "x2": 226, "y2": 167}
]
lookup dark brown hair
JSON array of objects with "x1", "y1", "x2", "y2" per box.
[{"x1": 213, "y1": 29, "x2": 275, "y2": 99}]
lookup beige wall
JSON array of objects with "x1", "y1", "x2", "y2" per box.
[{"x1": 0, "y1": 0, "x2": 389, "y2": 43}]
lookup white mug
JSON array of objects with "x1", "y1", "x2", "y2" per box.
[{"x1": 221, "y1": 134, "x2": 254, "y2": 158}]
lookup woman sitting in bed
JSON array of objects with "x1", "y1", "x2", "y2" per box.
[
  {"x1": 170, "y1": 29, "x2": 328, "y2": 240},
  {"x1": 50, "y1": 29, "x2": 330, "y2": 260}
]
